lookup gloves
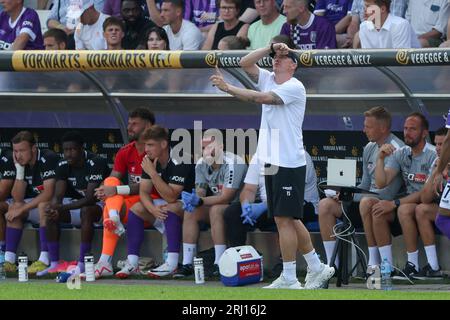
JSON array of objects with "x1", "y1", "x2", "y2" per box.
[
  {"x1": 241, "y1": 202, "x2": 267, "y2": 226},
  {"x1": 181, "y1": 189, "x2": 203, "y2": 213}
]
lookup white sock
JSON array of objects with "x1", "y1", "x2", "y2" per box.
[
  {"x1": 109, "y1": 210, "x2": 119, "y2": 219},
  {"x1": 282, "y1": 261, "x2": 297, "y2": 283},
  {"x1": 166, "y1": 252, "x2": 179, "y2": 268},
  {"x1": 323, "y1": 241, "x2": 335, "y2": 265},
  {"x1": 127, "y1": 254, "x2": 139, "y2": 267},
  {"x1": 5, "y1": 251, "x2": 16, "y2": 264},
  {"x1": 214, "y1": 245, "x2": 227, "y2": 265},
  {"x1": 303, "y1": 249, "x2": 322, "y2": 273},
  {"x1": 378, "y1": 245, "x2": 393, "y2": 265},
  {"x1": 368, "y1": 246, "x2": 381, "y2": 266},
  {"x1": 424, "y1": 245, "x2": 439, "y2": 271},
  {"x1": 38, "y1": 251, "x2": 49, "y2": 265},
  {"x1": 182, "y1": 243, "x2": 196, "y2": 265},
  {"x1": 99, "y1": 254, "x2": 112, "y2": 264},
  {"x1": 407, "y1": 250, "x2": 419, "y2": 271}
]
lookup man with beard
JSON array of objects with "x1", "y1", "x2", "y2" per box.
[
  {"x1": 369, "y1": 112, "x2": 436, "y2": 280},
  {"x1": 121, "y1": 0, "x2": 156, "y2": 49},
  {"x1": 319, "y1": 106, "x2": 404, "y2": 270},
  {"x1": 93, "y1": 107, "x2": 157, "y2": 278}
]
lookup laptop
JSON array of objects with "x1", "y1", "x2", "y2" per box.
[{"x1": 326, "y1": 159, "x2": 357, "y2": 187}]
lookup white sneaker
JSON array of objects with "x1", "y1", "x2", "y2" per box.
[
  {"x1": 304, "y1": 263, "x2": 335, "y2": 289},
  {"x1": 147, "y1": 262, "x2": 177, "y2": 278},
  {"x1": 104, "y1": 215, "x2": 125, "y2": 236},
  {"x1": 94, "y1": 261, "x2": 114, "y2": 279},
  {"x1": 115, "y1": 260, "x2": 140, "y2": 279},
  {"x1": 262, "y1": 275, "x2": 304, "y2": 289}
]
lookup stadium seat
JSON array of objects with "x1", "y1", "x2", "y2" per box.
[{"x1": 36, "y1": 9, "x2": 50, "y2": 34}]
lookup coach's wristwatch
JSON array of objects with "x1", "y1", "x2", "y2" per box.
[{"x1": 394, "y1": 199, "x2": 401, "y2": 208}]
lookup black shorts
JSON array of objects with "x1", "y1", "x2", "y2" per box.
[
  {"x1": 342, "y1": 202, "x2": 363, "y2": 230},
  {"x1": 265, "y1": 164, "x2": 305, "y2": 219},
  {"x1": 390, "y1": 210, "x2": 403, "y2": 237}
]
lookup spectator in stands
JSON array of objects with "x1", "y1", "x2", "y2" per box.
[
  {"x1": 146, "y1": 0, "x2": 165, "y2": 27},
  {"x1": 412, "y1": 127, "x2": 448, "y2": 279},
  {"x1": 280, "y1": 0, "x2": 336, "y2": 49},
  {"x1": 160, "y1": 0, "x2": 204, "y2": 50},
  {"x1": 405, "y1": 0, "x2": 449, "y2": 48},
  {"x1": 346, "y1": 0, "x2": 407, "y2": 48},
  {"x1": 39, "y1": 131, "x2": 110, "y2": 276},
  {"x1": 103, "y1": 16, "x2": 124, "y2": 49},
  {"x1": 46, "y1": 0, "x2": 104, "y2": 49},
  {"x1": 121, "y1": 0, "x2": 155, "y2": 49},
  {"x1": 140, "y1": 25, "x2": 169, "y2": 49},
  {"x1": 359, "y1": 0, "x2": 420, "y2": 49},
  {"x1": 3, "y1": 131, "x2": 59, "y2": 274},
  {"x1": 217, "y1": 35, "x2": 249, "y2": 49},
  {"x1": 363, "y1": 112, "x2": 436, "y2": 280},
  {"x1": 0, "y1": 0, "x2": 44, "y2": 50},
  {"x1": 440, "y1": 14, "x2": 450, "y2": 47},
  {"x1": 202, "y1": 0, "x2": 249, "y2": 50},
  {"x1": 224, "y1": 151, "x2": 318, "y2": 248},
  {"x1": 319, "y1": 106, "x2": 404, "y2": 268},
  {"x1": 43, "y1": 28, "x2": 68, "y2": 49},
  {"x1": 0, "y1": 146, "x2": 15, "y2": 256},
  {"x1": 238, "y1": 0, "x2": 257, "y2": 24},
  {"x1": 74, "y1": 0, "x2": 109, "y2": 50},
  {"x1": 92, "y1": 108, "x2": 156, "y2": 279},
  {"x1": 116, "y1": 125, "x2": 195, "y2": 278},
  {"x1": 314, "y1": 0, "x2": 353, "y2": 48},
  {"x1": 184, "y1": 0, "x2": 218, "y2": 36},
  {"x1": 245, "y1": 0, "x2": 286, "y2": 50},
  {"x1": 103, "y1": 0, "x2": 151, "y2": 19},
  {"x1": 174, "y1": 131, "x2": 247, "y2": 278}
]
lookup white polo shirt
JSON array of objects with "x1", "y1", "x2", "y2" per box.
[
  {"x1": 405, "y1": 0, "x2": 449, "y2": 36},
  {"x1": 359, "y1": 14, "x2": 421, "y2": 48}
]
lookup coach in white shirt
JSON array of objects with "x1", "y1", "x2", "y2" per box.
[{"x1": 359, "y1": 0, "x2": 420, "y2": 49}]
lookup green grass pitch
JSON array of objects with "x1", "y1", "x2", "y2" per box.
[{"x1": 0, "y1": 282, "x2": 449, "y2": 300}]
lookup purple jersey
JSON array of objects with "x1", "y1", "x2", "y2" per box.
[
  {"x1": 314, "y1": 0, "x2": 353, "y2": 25},
  {"x1": 280, "y1": 14, "x2": 337, "y2": 50},
  {"x1": 0, "y1": 7, "x2": 44, "y2": 50},
  {"x1": 184, "y1": 0, "x2": 217, "y2": 29}
]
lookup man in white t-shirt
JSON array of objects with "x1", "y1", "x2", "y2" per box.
[
  {"x1": 359, "y1": 0, "x2": 420, "y2": 49},
  {"x1": 74, "y1": 0, "x2": 109, "y2": 50},
  {"x1": 210, "y1": 43, "x2": 335, "y2": 290},
  {"x1": 160, "y1": 0, "x2": 204, "y2": 50}
]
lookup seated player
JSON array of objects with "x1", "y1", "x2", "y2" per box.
[
  {"x1": 115, "y1": 125, "x2": 195, "y2": 278},
  {"x1": 40, "y1": 131, "x2": 110, "y2": 276}
]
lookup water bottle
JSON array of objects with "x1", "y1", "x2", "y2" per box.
[
  {"x1": 194, "y1": 257, "x2": 205, "y2": 284},
  {"x1": 0, "y1": 249, "x2": 6, "y2": 280},
  {"x1": 18, "y1": 253, "x2": 28, "y2": 282},
  {"x1": 259, "y1": 255, "x2": 264, "y2": 282},
  {"x1": 84, "y1": 253, "x2": 95, "y2": 282},
  {"x1": 380, "y1": 258, "x2": 392, "y2": 291}
]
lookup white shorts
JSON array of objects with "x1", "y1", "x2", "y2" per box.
[{"x1": 439, "y1": 182, "x2": 450, "y2": 210}]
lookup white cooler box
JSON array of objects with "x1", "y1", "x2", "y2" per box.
[{"x1": 218, "y1": 245, "x2": 263, "y2": 286}]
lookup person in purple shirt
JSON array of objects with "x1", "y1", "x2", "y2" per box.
[
  {"x1": 0, "y1": 0, "x2": 44, "y2": 50},
  {"x1": 184, "y1": 0, "x2": 218, "y2": 33},
  {"x1": 314, "y1": 0, "x2": 353, "y2": 26},
  {"x1": 281, "y1": 0, "x2": 336, "y2": 50}
]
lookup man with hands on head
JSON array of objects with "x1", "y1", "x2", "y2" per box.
[{"x1": 210, "y1": 42, "x2": 335, "y2": 290}]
